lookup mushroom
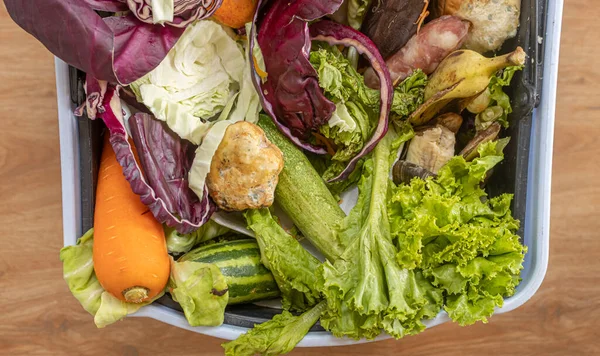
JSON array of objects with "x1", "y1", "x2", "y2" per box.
[
  {"x1": 392, "y1": 160, "x2": 437, "y2": 185},
  {"x1": 433, "y1": 112, "x2": 463, "y2": 134},
  {"x1": 459, "y1": 122, "x2": 501, "y2": 161},
  {"x1": 405, "y1": 124, "x2": 456, "y2": 174}
]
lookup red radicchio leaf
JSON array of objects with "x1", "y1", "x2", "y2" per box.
[
  {"x1": 5, "y1": 0, "x2": 185, "y2": 85},
  {"x1": 309, "y1": 20, "x2": 393, "y2": 182},
  {"x1": 81, "y1": 0, "x2": 129, "y2": 12},
  {"x1": 96, "y1": 84, "x2": 215, "y2": 234},
  {"x1": 248, "y1": 0, "x2": 343, "y2": 154},
  {"x1": 74, "y1": 77, "x2": 109, "y2": 119},
  {"x1": 126, "y1": 0, "x2": 222, "y2": 28},
  {"x1": 129, "y1": 113, "x2": 216, "y2": 233}
]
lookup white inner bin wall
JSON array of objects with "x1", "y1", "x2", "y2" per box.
[{"x1": 57, "y1": 0, "x2": 563, "y2": 347}]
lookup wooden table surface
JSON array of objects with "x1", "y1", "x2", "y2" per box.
[{"x1": 1, "y1": 1, "x2": 598, "y2": 355}]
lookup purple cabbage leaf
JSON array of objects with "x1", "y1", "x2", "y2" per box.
[
  {"x1": 249, "y1": 0, "x2": 393, "y2": 181},
  {"x1": 5, "y1": 0, "x2": 187, "y2": 84},
  {"x1": 129, "y1": 113, "x2": 216, "y2": 233},
  {"x1": 125, "y1": 0, "x2": 222, "y2": 27},
  {"x1": 88, "y1": 79, "x2": 215, "y2": 233},
  {"x1": 249, "y1": 0, "x2": 343, "y2": 154}
]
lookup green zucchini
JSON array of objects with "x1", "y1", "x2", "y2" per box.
[
  {"x1": 257, "y1": 115, "x2": 346, "y2": 261},
  {"x1": 180, "y1": 239, "x2": 280, "y2": 304}
]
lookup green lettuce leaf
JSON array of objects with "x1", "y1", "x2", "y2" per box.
[
  {"x1": 388, "y1": 140, "x2": 527, "y2": 325},
  {"x1": 389, "y1": 70, "x2": 428, "y2": 119},
  {"x1": 309, "y1": 46, "x2": 426, "y2": 188},
  {"x1": 245, "y1": 209, "x2": 322, "y2": 311},
  {"x1": 476, "y1": 65, "x2": 522, "y2": 129},
  {"x1": 310, "y1": 47, "x2": 376, "y2": 175},
  {"x1": 60, "y1": 228, "x2": 102, "y2": 315},
  {"x1": 319, "y1": 130, "x2": 443, "y2": 340},
  {"x1": 59, "y1": 229, "x2": 161, "y2": 328},
  {"x1": 165, "y1": 220, "x2": 231, "y2": 254},
  {"x1": 222, "y1": 301, "x2": 326, "y2": 356},
  {"x1": 169, "y1": 260, "x2": 229, "y2": 327}
]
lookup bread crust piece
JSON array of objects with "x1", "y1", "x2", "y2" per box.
[
  {"x1": 207, "y1": 122, "x2": 284, "y2": 211},
  {"x1": 433, "y1": 0, "x2": 521, "y2": 53}
]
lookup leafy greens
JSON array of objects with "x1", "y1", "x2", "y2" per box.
[
  {"x1": 130, "y1": 20, "x2": 250, "y2": 145},
  {"x1": 59, "y1": 229, "x2": 162, "y2": 328},
  {"x1": 476, "y1": 65, "x2": 523, "y2": 129},
  {"x1": 245, "y1": 209, "x2": 322, "y2": 311},
  {"x1": 388, "y1": 140, "x2": 527, "y2": 325},
  {"x1": 309, "y1": 46, "x2": 426, "y2": 190},
  {"x1": 222, "y1": 301, "x2": 326, "y2": 356},
  {"x1": 168, "y1": 260, "x2": 229, "y2": 326},
  {"x1": 5, "y1": 0, "x2": 186, "y2": 85},
  {"x1": 319, "y1": 128, "x2": 444, "y2": 340}
]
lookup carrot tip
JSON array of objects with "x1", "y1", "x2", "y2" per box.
[{"x1": 123, "y1": 286, "x2": 150, "y2": 303}]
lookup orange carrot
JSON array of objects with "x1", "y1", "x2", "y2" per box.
[
  {"x1": 93, "y1": 135, "x2": 170, "y2": 303},
  {"x1": 212, "y1": 0, "x2": 258, "y2": 29}
]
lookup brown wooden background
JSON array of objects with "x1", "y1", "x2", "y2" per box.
[{"x1": 1, "y1": 1, "x2": 598, "y2": 355}]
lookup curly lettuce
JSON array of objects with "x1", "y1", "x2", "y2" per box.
[
  {"x1": 390, "y1": 69, "x2": 428, "y2": 120},
  {"x1": 222, "y1": 301, "x2": 326, "y2": 356},
  {"x1": 310, "y1": 47, "x2": 375, "y2": 169},
  {"x1": 388, "y1": 140, "x2": 527, "y2": 325},
  {"x1": 319, "y1": 130, "x2": 443, "y2": 340},
  {"x1": 245, "y1": 209, "x2": 322, "y2": 311}
]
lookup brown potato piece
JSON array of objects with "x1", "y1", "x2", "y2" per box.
[{"x1": 207, "y1": 122, "x2": 283, "y2": 211}]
